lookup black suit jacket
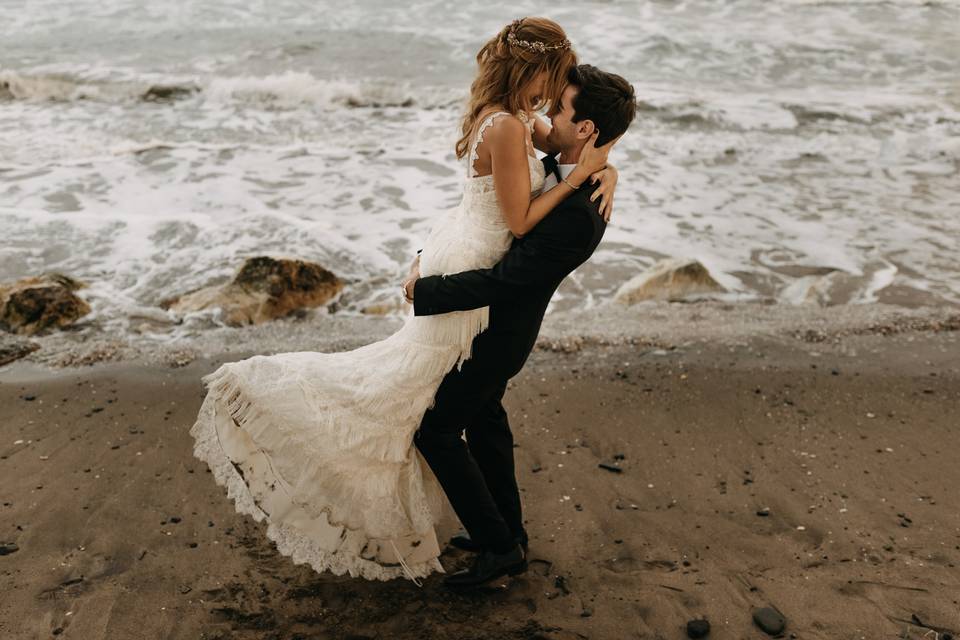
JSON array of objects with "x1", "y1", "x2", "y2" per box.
[{"x1": 412, "y1": 156, "x2": 607, "y2": 381}]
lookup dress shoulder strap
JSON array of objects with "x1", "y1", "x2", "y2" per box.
[{"x1": 467, "y1": 110, "x2": 511, "y2": 178}]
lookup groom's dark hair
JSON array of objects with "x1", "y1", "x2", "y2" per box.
[{"x1": 567, "y1": 64, "x2": 636, "y2": 147}]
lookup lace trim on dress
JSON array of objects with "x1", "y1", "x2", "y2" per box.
[{"x1": 467, "y1": 110, "x2": 511, "y2": 179}]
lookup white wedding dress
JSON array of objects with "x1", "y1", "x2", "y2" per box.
[{"x1": 189, "y1": 111, "x2": 545, "y2": 582}]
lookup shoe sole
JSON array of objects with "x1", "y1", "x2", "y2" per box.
[
  {"x1": 444, "y1": 560, "x2": 528, "y2": 588},
  {"x1": 448, "y1": 539, "x2": 529, "y2": 555}
]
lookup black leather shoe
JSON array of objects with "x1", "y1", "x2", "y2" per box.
[
  {"x1": 443, "y1": 544, "x2": 527, "y2": 588},
  {"x1": 449, "y1": 529, "x2": 529, "y2": 554}
]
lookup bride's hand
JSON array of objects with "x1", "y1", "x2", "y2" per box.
[
  {"x1": 574, "y1": 130, "x2": 621, "y2": 177},
  {"x1": 588, "y1": 163, "x2": 618, "y2": 222}
]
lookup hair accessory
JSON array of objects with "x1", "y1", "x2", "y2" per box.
[{"x1": 507, "y1": 21, "x2": 571, "y2": 53}]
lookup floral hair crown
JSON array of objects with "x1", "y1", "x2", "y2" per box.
[{"x1": 506, "y1": 20, "x2": 571, "y2": 54}]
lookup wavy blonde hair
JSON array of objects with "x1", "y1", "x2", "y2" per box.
[{"x1": 455, "y1": 17, "x2": 577, "y2": 159}]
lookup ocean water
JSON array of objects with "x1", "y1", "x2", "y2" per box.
[{"x1": 2, "y1": 0, "x2": 958, "y2": 339}]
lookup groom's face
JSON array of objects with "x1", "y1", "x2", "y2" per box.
[{"x1": 545, "y1": 84, "x2": 583, "y2": 152}]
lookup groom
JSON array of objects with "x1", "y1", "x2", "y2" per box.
[{"x1": 403, "y1": 64, "x2": 636, "y2": 587}]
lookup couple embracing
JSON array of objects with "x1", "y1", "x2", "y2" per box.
[{"x1": 190, "y1": 16, "x2": 637, "y2": 589}]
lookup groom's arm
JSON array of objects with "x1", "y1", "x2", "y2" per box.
[{"x1": 412, "y1": 207, "x2": 594, "y2": 316}]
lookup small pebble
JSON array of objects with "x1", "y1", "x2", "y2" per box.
[
  {"x1": 752, "y1": 607, "x2": 786, "y2": 636},
  {"x1": 686, "y1": 618, "x2": 710, "y2": 638}
]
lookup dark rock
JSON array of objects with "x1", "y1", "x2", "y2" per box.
[
  {"x1": 162, "y1": 256, "x2": 343, "y2": 326},
  {"x1": 752, "y1": 607, "x2": 786, "y2": 635},
  {"x1": 0, "y1": 542, "x2": 19, "y2": 555},
  {"x1": 756, "y1": 507, "x2": 771, "y2": 517},
  {"x1": 686, "y1": 618, "x2": 710, "y2": 638},
  {"x1": 0, "y1": 334, "x2": 40, "y2": 365},
  {"x1": 22, "y1": 395, "x2": 36, "y2": 401},
  {"x1": 169, "y1": 516, "x2": 182, "y2": 523},
  {"x1": 0, "y1": 273, "x2": 90, "y2": 336},
  {"x1": 142, "y1": 84, "x2": 199, "y2": 102},
  {"x1": 598, "y1": 463, "x2": 623, "y2": 473}
]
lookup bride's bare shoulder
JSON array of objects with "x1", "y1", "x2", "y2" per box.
[{"x1": 477, "y1": 112, "x2": 526, "y2": 145}]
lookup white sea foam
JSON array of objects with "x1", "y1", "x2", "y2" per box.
[{"x1": 1, "y1": 0, "x2": 958, "y2": 345}]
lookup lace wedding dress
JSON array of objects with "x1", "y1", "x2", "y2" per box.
[{"x1": 189, "y1": 111, "x2": 545, "y2": 582}]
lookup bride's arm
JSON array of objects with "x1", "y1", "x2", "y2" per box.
[
  {"x1": 487, "y1": 116, "x2": 612, "y2": 238},
  {"x1": 531, "y1": 114, "x2": 558, "y2": 155}
]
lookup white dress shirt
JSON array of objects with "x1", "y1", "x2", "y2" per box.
[{"x1": 543, "y1": 162, "x2": 578, "y2": 191}]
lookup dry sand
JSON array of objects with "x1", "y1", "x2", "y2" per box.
[{"x1": 1, "y1": 326, "x2": 958, "y2": 639}]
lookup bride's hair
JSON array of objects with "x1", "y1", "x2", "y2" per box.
[{"x1": 455, "y1": 17, "x2": 577, "y2": 159}]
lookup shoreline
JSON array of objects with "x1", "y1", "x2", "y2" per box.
[
  {"x1": 1, "y1": 323, "x2": 958, "y2": 639},
  {"x1": 2, "y1": 299, "x2": 958, "y2": 373}
]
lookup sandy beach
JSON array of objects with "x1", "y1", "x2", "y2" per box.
[{"x1": 1, "y1": 306, "x2": 958, "y2": 640}]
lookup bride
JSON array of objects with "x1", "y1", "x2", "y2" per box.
[{"x1": 189, "y1": 17, "x2": 618, "y2": 583}]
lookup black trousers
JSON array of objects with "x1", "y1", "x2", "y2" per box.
[{"x1": 415, "y1": 357, "x2": 524, "y2": 553}]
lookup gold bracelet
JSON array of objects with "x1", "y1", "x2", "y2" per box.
[{"x1": 561, "y1": 175, "x2": 581, "y2": 190}]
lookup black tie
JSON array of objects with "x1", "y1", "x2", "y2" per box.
[{"x1": 542, "y1": 155, "x2": 562, "y2": 183}]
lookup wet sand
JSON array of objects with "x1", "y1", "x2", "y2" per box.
[{"x1": 1, "y1": 327, "x2": 958, "y2": 639}]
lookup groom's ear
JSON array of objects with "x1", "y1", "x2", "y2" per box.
[{"x1": 575, "y1": 119, "x2": 596, "y2": 140}]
